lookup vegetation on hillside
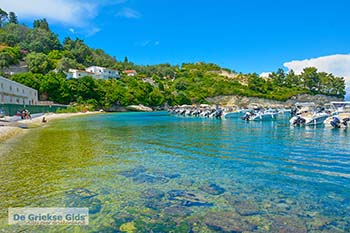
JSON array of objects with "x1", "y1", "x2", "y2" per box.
[{"x1": 0, "y1": 9, "x2": 346, "y2": 110}]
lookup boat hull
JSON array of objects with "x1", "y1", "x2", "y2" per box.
[{"x1": 290, "y1": 113, "x2": 329, "y2": 126}]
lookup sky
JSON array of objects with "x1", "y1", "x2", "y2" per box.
[{"x1": 1, "y1": 0, "x2": 350, "y2": 96}]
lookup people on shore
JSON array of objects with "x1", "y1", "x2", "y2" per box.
[{"x1": 20, "y1": 109, "x2": 31, "y2": 120}]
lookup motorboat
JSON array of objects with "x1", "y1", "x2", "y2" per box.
[
  {"x1": 278, "y1": 108, "x2": 291, "y2": 115},
  {"x1": 241, "y1": 108, "x2": 278, "y2": 121},
  {"x1": 222, "y1": 106, "x2": 240, "y2": 118},
  {"x1": 289, "y1": 102, "x2": 329, "y2": 126},
  {"x1": 325, "y1": 101, "x2": 350, "y2": 128}
]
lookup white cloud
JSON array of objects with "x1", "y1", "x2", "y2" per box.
[
  {"x1": 140, "y1": 41, "x2": 151, "y2": 47},
  {"x1": 86, "y1": 27, "x2": 101, "y2": 37},
  {"x1": 116, "y1": 7, "x2": 141, "y2": 19},
  {"x1": 260, "y1": 72, "x2": 271, "y2": 78},
  {"x1": 134, "y1": 40, "x2": 159, "y2": 47},
  {"x1": 283, "y1": 54, "x2": 350, "y2": 78},
  {"x1": 69, "y1": 28, "x2": 75, "y2": 33},
  {"x1": 284, "y1": 54, "x2": 350, "y2": 100},
  {"x1": 0, "y1": 0, "x2": 98, "y2": 27}
]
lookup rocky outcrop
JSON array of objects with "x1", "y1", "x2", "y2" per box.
[
  {"x1": 107, "y1": 104, "x2": 153, "y2": 112},
  {"x1": 126, "y1": 104, "x2": 153, "y2": 112},
  {"x1": 206, "y1": 94, "x2": 343, "y2": 108}
]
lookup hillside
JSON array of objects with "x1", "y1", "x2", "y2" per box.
[{"x1": 0, "y1": 10, "x2": 346, "y2": 110}]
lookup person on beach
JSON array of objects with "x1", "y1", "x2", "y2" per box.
[{"x1": 42, "y1": 117, "x2": 47, "y2": 123}]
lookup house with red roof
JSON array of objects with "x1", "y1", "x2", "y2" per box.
[{"x1": 123, "y1": 70, "x2": 137, "y2": 76}]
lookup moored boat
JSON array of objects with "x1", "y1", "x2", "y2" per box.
[
  {"x1": 325, "y1": 101, "x2": 350, "y2": 128},
  {"x1": 241, "y1": 108, "x2": 278, "y2": 121},
  {"x1": 290, "y1": 102, "x2": 329, "y2": 126}
]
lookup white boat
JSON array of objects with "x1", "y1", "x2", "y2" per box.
[
  {"x1": 242, "y1": 108, "x2": 278, "y2": 121},
  {"x1": 290, "y1": 102, "x2": 329, "y2": 126},
  {"x1": 222, "y1": 106, "x2": 240, "y2": 118},
  {"x1": 278, "y1": 108, "x2": 291, "y2": 114},
  {"x1": 325, "y1": 101, "x2": 350, "y2": 128}
]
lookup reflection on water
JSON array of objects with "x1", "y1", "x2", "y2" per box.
[{"x1": 0, "y1": 112, "x2": 349, "y2": 232}]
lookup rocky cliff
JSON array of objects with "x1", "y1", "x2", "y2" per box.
[
  {"x1": 206, "y1": 94, "x2": 343, "y2": 108},
  {"x1": 107, "y1": 104, "x2": 153, "y2": 112}
]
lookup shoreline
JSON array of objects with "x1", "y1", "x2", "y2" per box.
[{"x1": 0, "y1": 111, "x2": 102, "y2": 143}]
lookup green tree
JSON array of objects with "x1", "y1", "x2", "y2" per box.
[
  {"x1": 33, "y1": 18, "x2": 49, "y2": 31},
  {"x1": 0, "y1": 51, "x2": 11, "y2": 68},
  {"x1": 0, "y1": 23, "x2": 29, "y2": 46},
  {"x1": 40, "y1": 72, "x2": 70, "y2": 103},
  {"x1": 148, "y1": 88, "x2": 165, "y2": 106},
  {"x1": 25, "y1": 52, "x2": 52, "y2": 74},
  {"x1": 63, "y1": 38, "x2": 92, "y2": 66},
  {"x1": 270, "y1": 68, "x2": 286, "y2": 87},
  {"x1": 0, "y1": 46, "x2": 21, "y2": 68},
  {"x1": 73, "y1": 76, "x2": 100, "y2": 101},
  {"x1": 8, "y1": 12, "x2": 18, "y2": 24},
  {"x1": 285, "y1": 70, "x2": 299, "y2": 88},
  {"x1": 301, "y1": 67, "x2": 320, "y2": 92},
  {"x1": 0, "y1": 8, "x2": 8, "y2": 28},
  {"x1": 175, "y1": 91, "x2": 191, "y2": 105},
  {"x1": 248, "y1": 73, "x2": 267, "y2": 94},
  {"x1": 55, "y1": 57, "x2": 83, "y2": 72},
  {"x1": 11, "y1": 72, "x2": 42, "y2": 91},
  {"x1": 23, "y1": 28, "x2": 61, "y2": 53},
  {"x1": 92, "y1": 48, "x2": 117, "y2": 68}
]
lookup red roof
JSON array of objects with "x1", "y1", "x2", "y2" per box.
[{"x1": 124, "y1": 70, "x2": 137, "y2": 73}]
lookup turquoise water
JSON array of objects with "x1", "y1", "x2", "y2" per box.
[{"x1": 0, "y1": 112, "x2": 349, "y2": 232}]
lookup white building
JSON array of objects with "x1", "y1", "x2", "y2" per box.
[
  {"x1": 85, "y1": 66, "x2": 120, "y2": 79},
  {"x1": 67, "y1": 69, "x2": 97, "y2": 79},
  {"x1": 67, "y1": 66, "x2": 120, "y2": 80},
  {"x1": 0, "y1": 76, "x2": 38, "y2": 105}
]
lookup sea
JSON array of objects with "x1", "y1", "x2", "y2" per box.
[{"x1": 0, "y1": 112, "x2": 349, "y2": 232}]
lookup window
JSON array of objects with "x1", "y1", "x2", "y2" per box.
[
  {"x1": 22, "y1": 89, "x2": 24, "y2": 94},
  {"x1": 0, "y1": 83, "x2": 3, "y2": 89},
  {"x1": 17, "y1": 87, "x2": 19, "y2": 93},
  {"x1": 9, "y1": 86, "x2": 12, "y2": 91}
]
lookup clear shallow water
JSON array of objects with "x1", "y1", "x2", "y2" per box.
[{"x1": 0, "y1": 112, "x2": 349, "y2": 232}]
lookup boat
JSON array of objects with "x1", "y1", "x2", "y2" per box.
[
  {"x1": 325, "y1": 101, "x2": 350, "y2": 128},
  {"x1": 241, "y1": 108, "x2": 278, "y2": 121},
  {"x1": 278, "y1": 108, "x2": 291, "y2": 115},
  {"x1": 222, "y1": 106, "x2": 240, "y2": 118},
  {"x1": 289, "y1": 102, "x2": 329, "y2": 126},
  {"x1": 0, "y1": 109, "x2": 4, "y2": 118}
]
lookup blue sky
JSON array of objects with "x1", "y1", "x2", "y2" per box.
[{"x1": 1, "y1": 0, "x2": 350, "y2": 75}]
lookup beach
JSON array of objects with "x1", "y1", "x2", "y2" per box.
[{"x1": 0, "y1": 111, "x2": 101, "y2": 142}]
